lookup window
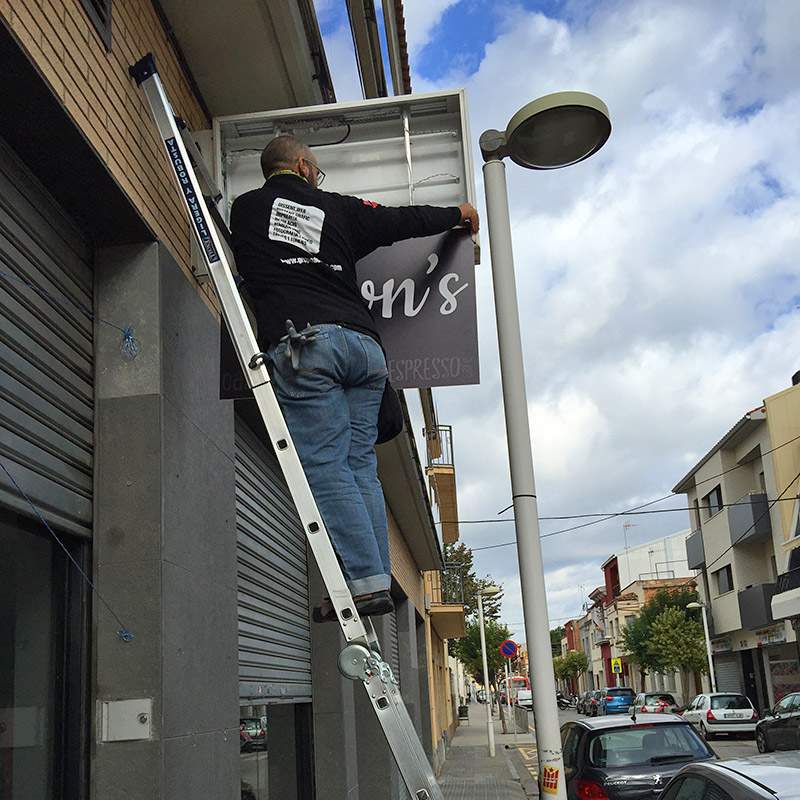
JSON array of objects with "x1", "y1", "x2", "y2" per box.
[
  {"x1": 774, "y1": 694, "x2": 795, "y2": 716},
  {"x1": 561, "y1": 726, "x2": 581, "y2": 768},
  {"x1": 714, "y1": 564, "x2": 733, "y2": 595},
  {"x1": 703, "y1": 485, "x2": 723, "y2": 517},
  {"x1": 0, "y1": 514, "x2": 90, "y2": 799},
  {"x1": 80, "y1": 0, "x2": 113, "y2": 50},
  {"x1": 586, "y1": 724, "x2": 710, "y2": 768}
]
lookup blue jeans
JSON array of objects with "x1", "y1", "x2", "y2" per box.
[{"x1": 268, "y1": 325, "x2": 390, "y2": 596}]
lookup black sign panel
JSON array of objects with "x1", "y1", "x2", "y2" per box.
[
  {"x1": 219, "y1": 228, "x2": 479, "y2": 397},
  {"x1": 356, "y1": 229, "x2": 478, "y2": 389}
]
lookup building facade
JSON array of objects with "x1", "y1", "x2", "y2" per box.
[
  {"x1": 674, "y1": 375, "x2": 800, "y2": 711},
  {"x1": 0, "y1": 3, "x2": 464, "y2": 799}
]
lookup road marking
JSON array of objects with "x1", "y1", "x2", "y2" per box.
[{"x1": 518, "y1": 746, "x2": 538, "y2": 761}]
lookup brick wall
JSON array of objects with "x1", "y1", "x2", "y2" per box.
[
  {"x1": 387, "y1": 509, "x2": 425, "y2": 611},
  {"x1": 1, "y1": 0, "x2": 215, "y2": 307}
]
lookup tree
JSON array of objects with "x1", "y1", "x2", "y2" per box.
[
  {"x1": 449, "y1": 617, "x2": 513, "y2": 688},
  {"x1": 647, "y1": 607, "x2": 707, "y2": 691},
  {"x1": 622, "y1": 586, "x2": 699, "y2": 683},
  {"x1": 550, "y1": 626, "x2": 565, "y2": 657},
  {"x1": 444, "y1": 541, "x2": 503, "y2": 619},
  {"x1": 562, "y1": 649, "x2": 589, "y2": 679}
]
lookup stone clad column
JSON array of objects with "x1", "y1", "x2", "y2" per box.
[{"x1": 92, "y1": 243, "x2": 239, "y2": 799}]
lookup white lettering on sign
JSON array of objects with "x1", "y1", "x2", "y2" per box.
[
  {"x1": 361, "y1": 250, "x2": 470, "y2": 319},
  {"x1": 268, "y1": 199, "x2": 325, "y2": 254}
]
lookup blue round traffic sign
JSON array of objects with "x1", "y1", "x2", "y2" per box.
[{"x1": 500, "y1": 639, "x2": 518, "y2": 658}]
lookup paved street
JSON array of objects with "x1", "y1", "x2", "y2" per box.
[
  {"x1": 437, "y1": 703, "x2": 761, "y2": 800},
  {"x1": 556, "y1": 706, "x2": 759, "y2": 758}
]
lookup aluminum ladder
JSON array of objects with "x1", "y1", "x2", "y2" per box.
[{"x1": 129, "y1": 53, "x2": 443, "y2": 800}]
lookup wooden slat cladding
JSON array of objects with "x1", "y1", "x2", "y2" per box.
[{"x1": 0, "y1": 1, "x2": 216, "y2": 310}]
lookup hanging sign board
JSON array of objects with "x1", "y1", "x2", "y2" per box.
[{"x1": 214, "y1": 91, "x2": 479, "y2": 395}]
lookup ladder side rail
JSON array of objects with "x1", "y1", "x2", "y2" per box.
[{"x1": 133, "y1": 61, "x2": 368, "y2": 643}]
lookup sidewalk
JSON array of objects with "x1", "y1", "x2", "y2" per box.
[{"x1": 438, "y1": 705, "x2": 539, "y2": 800}]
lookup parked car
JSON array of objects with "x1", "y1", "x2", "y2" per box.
[
  {"x1": 601, "y1": 686, "x2": 636, "y2": 715},
  {"x1": 585, "y1": 690, "x2": 604, "y2": 716},
  {"x1": 660, "y1": 752, "x2": 800, "y2": 799},
  {"x1": 630, "y1": 692, "x2": 680, "y2": 714},
  {"x1": 240, "y1": 717, "x2": 267, "y2": 750},
  {"x1": 682, "y1": 692, "x2": 758, "y2": 741},
  {"x1": 240, "y1": 729, "x2": 254, "y2": 753},
  {"x1": 561, "y1": 713, "x2": 716, "y2": 799},
  {"x1": 756, "y1": 692, "x2": 800, "y2": 753},
  {"x1": 576, "y1": 691, "x2": 591, "y2": 714},
  {"x1": 516, "y1": 689, "x2": 532, "y2": 710}
]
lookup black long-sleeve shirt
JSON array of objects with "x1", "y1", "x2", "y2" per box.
[{"x1": 230, "y1": 173, "x2": 461, "y2": 346}]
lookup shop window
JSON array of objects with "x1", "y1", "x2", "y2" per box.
[
  {"x1": 80, "y1": 0, "x2": 112, "y2": 50},
  {"x1": 0, "y1": 513, "x2": 90, "y2": 799}
]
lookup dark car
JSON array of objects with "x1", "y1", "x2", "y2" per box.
[
  {"x1": 756, "y1": 692, "x2": 800, "y2": 753},
  {"x1": 660, "y1": 752, "x2": 800, "y2": 799},
  {"x1": 586, "y1": 690, "x2": 604, "y2": 716},
  {"x1": 602, "y1": 686, "x2": 636, "y2": 714},
  {"x1": 561, "y1": 714, "x2": 716, "y2": 799}
]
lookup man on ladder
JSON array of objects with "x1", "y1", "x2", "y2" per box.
[{"x1": 230, "y1": 134, "x2": 479, "y2": 623}]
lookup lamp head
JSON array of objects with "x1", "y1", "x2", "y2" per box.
[
  {"x1": 686, "y1": 602, "x2": 702, "y2": 610},
  {"x1": 480, "y1": 585, "x2": 502, "y2": 597},
  {"x1": 480, "y1": 91, "x2": 611, "y2": 169}
]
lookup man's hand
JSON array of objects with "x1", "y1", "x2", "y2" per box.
[{"x1": 458, "y1": 202, "x2": 479, "y2": 234}]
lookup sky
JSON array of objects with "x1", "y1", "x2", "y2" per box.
[{"x1": 312, "y1": 0, "x2": 800, "y2": 642}]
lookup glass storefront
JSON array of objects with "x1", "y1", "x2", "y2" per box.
[{"x1": 0, "y1": 513, "x2": 88, "y2": 800}]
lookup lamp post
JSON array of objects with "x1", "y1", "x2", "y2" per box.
[
  {"x1": 687, "y1": 601, "x2": 717, "y2": 692},
  {"x1": 478, "y1": 585, "x2": 501, "y2": 757},
  {"x1": 480, "y1": 92, "x2": 611, "y2": 799}
]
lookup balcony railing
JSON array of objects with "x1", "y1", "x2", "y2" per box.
[
  {"x1": 738, "y1": 582, "x2": 776, "y2": 629},
  {"x1": 776, "y1": 567, "x2": 800, "y2": 594},
  {"x1": 425, "y1": 425, "x2": 454, "y2": 467},
  {"x1": 430, "y1": 562, "x2": 464, "y2": 606},
  {"x1": 729, "y1": 493, "x2": 771, "y2": 546},
  {"x1": 685, "y1": 528, "x2": 705, "y2": 570}
]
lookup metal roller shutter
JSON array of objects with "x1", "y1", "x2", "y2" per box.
[
  {"x1": 714, "y1": 656, "x2": 743, "y2": 694},
  {"x1": 236, "y1": 418, "x2": 312, "y2": 703},
  {"x1": 0, "y1": 137, "x2": 93, "y2": 536}
]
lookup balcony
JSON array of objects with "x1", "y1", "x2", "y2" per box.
[
  {"x1": 772, "y1": 567, "x2": 800, "y2": 621},
  {"x1": 738, "y1": 582, "x2": 776, "y2": 629},
  {"x1": 428, "y1": 562, "x2": 466, "y2": 639},
  {"x1": 685, "y1": 529, "x2": 705, "y2": 569},
  {"x1": 425, "y1": 425, "x2": 459, "y2": 544},
  {"x1": 729, "y1": 493, "x2": 771, "y2": 546}
]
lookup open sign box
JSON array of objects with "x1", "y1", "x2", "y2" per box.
[{"x1": 213, "y1": 91, "x2": 480, "y2": 390}]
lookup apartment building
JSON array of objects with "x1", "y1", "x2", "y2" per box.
[
  {"x1": 673, "y1": 374, "x2": 800, "y2": 710},
  {"x1": 590, "y1": 532, "x2": 693, "y2": 688},
  {"x1": 0, "y1": 4, "x2": 467, "y2": 799}
]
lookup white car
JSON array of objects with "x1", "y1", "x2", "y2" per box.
[
  {"x1": 682, "y1": 692, "x2": 759, "y2": 740},
  {"x1": 515, "y1": 689, "x2": 532, "y2": 710}
]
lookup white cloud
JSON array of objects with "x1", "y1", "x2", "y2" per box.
[
  {"x1": 402, "y1": 0, "x2": 800, "y2": 628},
  {"x1": 398, "y1": 0, "x2": 462, "y2": 59}
]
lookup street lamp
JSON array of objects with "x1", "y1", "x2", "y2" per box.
[
  {"x1": 480, "y1": 92, "x2": 611, "y2": 799},
  {"x1": 478, "y1": 585, "x2": 502, "y2": 757},
  {"x1": 687, "y1": 601, "x2": 717, "y2": 692}
]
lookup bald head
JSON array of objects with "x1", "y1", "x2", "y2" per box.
[{"x1": 261, "y1": 135, "x2": 314, "y2": 179}]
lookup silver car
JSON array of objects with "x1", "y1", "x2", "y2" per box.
[
  {"x1": 630, "y1": 692, "x2": 680, "y2": 714},
  {"x1": 660, "y1": 752, "x2": 800, "y2": 799},
  {"x1": 682, "y1": 692, "x2": 758, "y2": 740}
]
